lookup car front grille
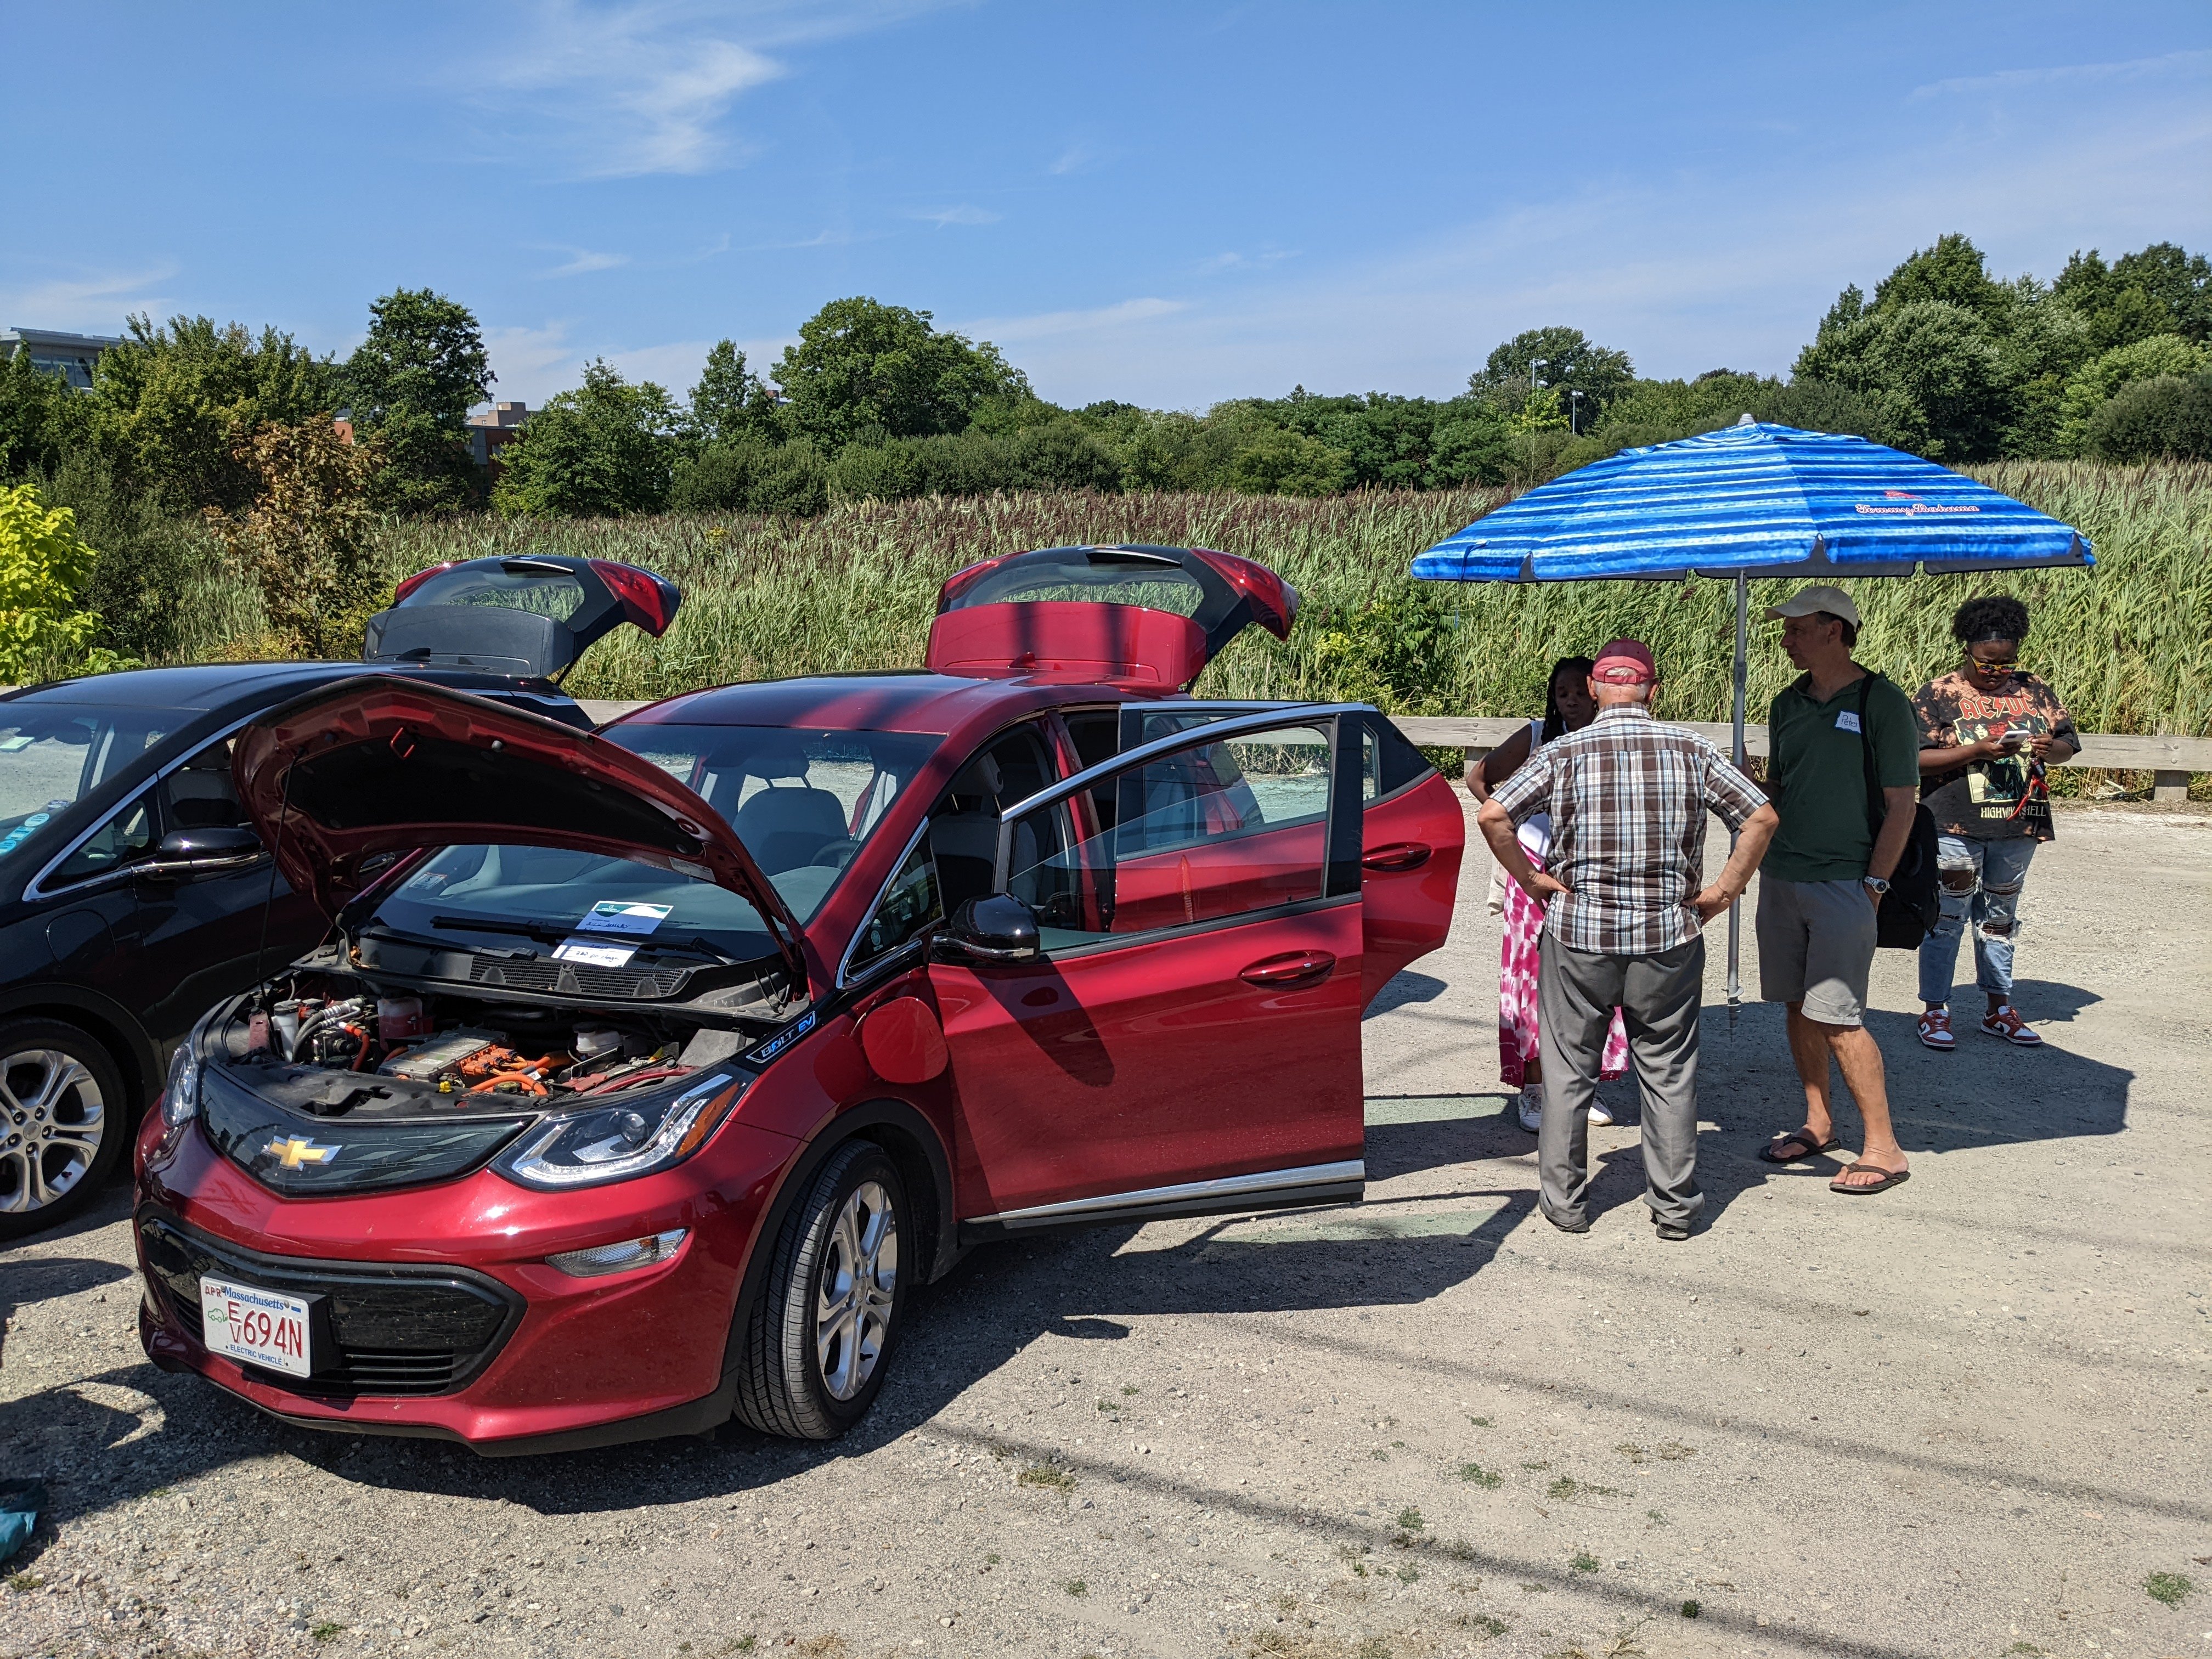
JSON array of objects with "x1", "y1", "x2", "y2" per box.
[
  {"x1": 138, "y1": 1209, "x2": 522, "y2": 1398},
  {"x1": 466, "y1": 957, "x2": 689, "y2": 999}
]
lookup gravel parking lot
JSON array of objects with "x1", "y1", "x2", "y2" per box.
[{"x1": 4, "y1": 799, "x2": 2207, "y2": 1659}]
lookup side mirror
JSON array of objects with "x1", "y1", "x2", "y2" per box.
[
  {"x1": 148, "y1": 826, "x2": 264, "y2": 870},
  {"x1": 941, "y1": 894, "x2": 1041, "y2": 963}
]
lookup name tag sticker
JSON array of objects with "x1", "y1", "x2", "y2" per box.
[{"x1": 1834, "y1": 711, "x2": 1863, "y2": 733}]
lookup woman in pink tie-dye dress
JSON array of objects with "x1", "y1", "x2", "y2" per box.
[{"x1": 1469, "y1": 657, "x2": 1629, "y2": 1132}]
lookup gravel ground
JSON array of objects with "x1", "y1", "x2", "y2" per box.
[{"x1": 4, "y1": 799, "x2": 2208, "y2": 1659}]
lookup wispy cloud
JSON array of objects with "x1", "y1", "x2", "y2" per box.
[
  {"x1": 1912, "y1": 47, "x2": 2212, "y2": 100},
  {"x1": 482, "y1": 320, "x2": 582, "y2": 402},
  {"x1": 911, "y1": 204, "x2": 1002, "y2": 228},
  {"x1": 1047, "y1": 144, "x2": 1101, "y2": 176},
  {"x1": 963, "y1": 297, "x2": 1188, "y2": 343},
  {"x1": 0, "y1": 263, "x2": 176, "y2": 331},
  {"x1": 535, "y1": 246, "x2": 630, "y2": 278},
  {"x1": 1196, "y1": 249, "x2": 1296, "y2": 275},
  {"x1": 481, "y1": 1, "x2": 959, "y2": 178}
]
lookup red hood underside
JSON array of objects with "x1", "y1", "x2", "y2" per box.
[{"x1": 231, "y1": 678, "x2": 806, "y2": 980}]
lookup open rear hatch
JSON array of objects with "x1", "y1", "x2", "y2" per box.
[
  {"x1": 362, "y1": 555, "x2": 680, "y2": 680},
  {"x1": 923, "y1": 545, "x2": 1299, "y2": 690},
  {"x1": 232, "y1": 677, "x2": 805, "y2": 983}
]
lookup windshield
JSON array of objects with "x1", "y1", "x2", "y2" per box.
[
  {"x1": 374, "y1": 845, "x2": 783, "y2": 967},
  {"x1": 0, "y1": 704, "x2": 175, "y2": 861},
  {"x1": 601, "y1": 723, "x2": 941, "y2": 922}
]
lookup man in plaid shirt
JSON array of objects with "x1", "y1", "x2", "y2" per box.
[{"x1": 1477, "y1": 639, "x2": 1778, "y2": 1239}]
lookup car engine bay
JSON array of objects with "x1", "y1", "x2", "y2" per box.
[{"x1": 210, "y1": 977, "x2": 751, "y2": 1122}]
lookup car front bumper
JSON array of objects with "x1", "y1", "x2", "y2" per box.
[{"x1": 133, "y1": 1104, "x2": 800, "y2": 1452}]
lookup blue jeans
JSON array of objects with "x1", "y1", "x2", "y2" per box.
[{"x1": 1917, "y1": 836, "x2": 2036, "y2": 1006}]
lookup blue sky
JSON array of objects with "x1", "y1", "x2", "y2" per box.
[{"x1": 5, "y1": 2, "x2": 2208, "y2": 410}]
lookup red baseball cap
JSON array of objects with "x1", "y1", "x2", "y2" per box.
[{"x1": 1592, "y1": 638, "x2": 1657, "y2": 685}]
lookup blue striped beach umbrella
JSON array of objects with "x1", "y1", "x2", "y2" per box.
[{"x1": 1413, "y1": 418, "x2": 2092, "y2": 1003}]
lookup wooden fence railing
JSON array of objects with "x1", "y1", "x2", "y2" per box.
[{"x1": 576, "y1": 703, "x2": 2210, "y2": 802}]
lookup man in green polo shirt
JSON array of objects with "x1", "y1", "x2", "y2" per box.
[{"x1": 1754, "y1": 585, "x2": 1920, "y2": 1197}]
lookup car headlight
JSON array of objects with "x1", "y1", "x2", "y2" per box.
[
  {"x1": 161, "y1": 1009, "x2": 219, "y2": 1128},
  {"x1": 493, "y1": 1073, "x2": 743, "y2": 1191}
]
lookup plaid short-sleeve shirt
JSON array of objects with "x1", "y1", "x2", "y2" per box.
[{"x1": 1490, "y1": 703, "x2": 1767, "y2": 956}]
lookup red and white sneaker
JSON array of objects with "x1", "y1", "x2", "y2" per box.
[
  {"x1": 1917, "y1": 1008, "x2": 1956, "y2": 1050},
  {"x1": 1979, "y1": 1005, "x2": 2044, "y2": 1047}
]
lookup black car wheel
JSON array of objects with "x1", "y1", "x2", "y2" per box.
[
  {"x1": 735, "y1": 1141, "x2": 906, "y2": 1440},
  {"x1": 0, "y1": 1019, "x2": 128, "y2": 1240}
]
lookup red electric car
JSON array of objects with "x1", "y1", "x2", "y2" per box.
[{"x1": 133, "y1": 546, "x2": 1462, "y2": 1452}]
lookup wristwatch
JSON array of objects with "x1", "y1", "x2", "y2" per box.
[{"x1": 1864, "y1": 877, "x2": 1892, "y2": 895}]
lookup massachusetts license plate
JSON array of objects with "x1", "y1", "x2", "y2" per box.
[{"x1": 198, "y1": 1276, "x2": 312, "y2": 1378}]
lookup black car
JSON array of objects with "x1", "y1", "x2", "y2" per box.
[{"x1": 0, "y1": 554, "x2": 679, "y2": 1238}]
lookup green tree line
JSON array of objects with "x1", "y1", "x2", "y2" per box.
[{"x1": 0, "y1": 235, "x2": 2205, "y2": 670}]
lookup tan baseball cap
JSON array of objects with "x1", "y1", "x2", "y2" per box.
[{"x1": 1763, "y1": 584, "x2": 1860, "y2": 627}]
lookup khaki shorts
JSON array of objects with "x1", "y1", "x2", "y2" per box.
[{"x1": 1757, "y1": 876, "x2": 1877, "y2": 1027}]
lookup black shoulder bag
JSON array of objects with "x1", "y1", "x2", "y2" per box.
[{"x1": 1855, "y1": 672, "x2": 1939, "y2": 949}]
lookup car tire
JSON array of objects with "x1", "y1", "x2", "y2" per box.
[
  {"x1": 0, "y1": 1019, "x2": 129, "y2": 1242},
  {"x1": 735, "y1": 1139, "x2": 907, "y2": 1440}
]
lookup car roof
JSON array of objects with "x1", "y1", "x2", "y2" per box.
[
  {"x1": 4, "y1": 661, "x2": 563, "y2": 714},
  {"x1": 624, "y1": 672, "x2": 1126, "y2": 739}
]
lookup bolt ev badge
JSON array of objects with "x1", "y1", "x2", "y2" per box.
[{"x1": 261, "y1": 1135, "x2": 341, "y2": 1169}]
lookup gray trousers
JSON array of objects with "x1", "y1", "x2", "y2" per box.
[{"x1": 1537, "y1": 933, "x2": 1705, "y2": 1229}]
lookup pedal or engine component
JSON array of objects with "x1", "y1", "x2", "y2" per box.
[{"x1": 376, "y1": 1029, "x2": 501, "y2": 1081}]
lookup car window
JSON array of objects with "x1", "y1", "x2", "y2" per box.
[
  {"x1": 399, "y1": 563, "x2": 590, "y2": 622},
  {"x1": 159, "y1": 738, "x2": 251, "y2": 831},
  {"x1": 846, "y1": 838, "x2": 942, "y2": 977},
  {"x1": 45, "y1": 792, "x2": 156, "y2": 888},
  {"x1": 603, "y1": 724, "x2": 941, "y2": 923},
  {"x1": 0, "y1": 706, "x2": 171, "y2": 863},
  {"x1": 1005, "y1": 721, "x2": 1333, "y2": 947}
]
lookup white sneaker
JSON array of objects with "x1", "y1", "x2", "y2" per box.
[
  {"x1": 1587, "y1": 1099, "x2": 1616, "y2": 1126},
  {"x1": 1516, "y1": 1089, "x2": 1543, "y2": 1132}
]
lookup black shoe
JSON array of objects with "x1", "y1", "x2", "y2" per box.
[
  {"x1": 1542, "y1": 1207, "x2": 1590, "y2": 1234},
  {"x1": 1650, "y1": 1211, "x2": 1694, "y2": 1241}
]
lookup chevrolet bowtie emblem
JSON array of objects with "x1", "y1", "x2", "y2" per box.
[{"x1": 262, "y1": 1135, "x2": 340, "y2": 1169}]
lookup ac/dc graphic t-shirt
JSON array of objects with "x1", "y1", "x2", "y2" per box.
[{"x1": 1912, "y1": 669, "x2": 2081, "y2": 842}]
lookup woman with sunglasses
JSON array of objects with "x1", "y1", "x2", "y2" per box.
[{"x1": 1909, "y1": 596, "x2": 2080, "y2": 1050}]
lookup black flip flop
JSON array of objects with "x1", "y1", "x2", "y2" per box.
[
  {"x1": 1829, "y1": 1163, "x2": 1911, "y2": 1195},
  {"x1": 1759, "y1": 1128, "x2": 1841, "y2": 1165}
]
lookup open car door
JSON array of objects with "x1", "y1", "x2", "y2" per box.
[
  {"x1": 923, "y1": 545, "x2": 1298, "y2": 691},
  {"x1": 1104, "y1": 702, "x2": 1465, "y2": 1007},
  {"x1": 929, "y1": 706, "x2": 1369, "y2": 1235},
  {"x1": 362, "y1": 555, "x2": 680, "y2": 681}
]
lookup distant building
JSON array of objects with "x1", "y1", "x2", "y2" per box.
[
  {"x1": 466, "y1": 402, "x2": 532, "y2": 472},
  {"x1": 1, "y1": 327, "x2": 125, "y2": 391}
]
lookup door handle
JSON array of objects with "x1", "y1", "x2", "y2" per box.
[
  {"x1": 1240, "y1": 950, "x2": 1337, "y2": 987},
  {"x1": 1361, "y1": 841, "x2": 1431, "y2": 872}
]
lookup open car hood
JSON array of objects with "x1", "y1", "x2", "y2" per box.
[
  {"x1": 923, "y1": 545, "x2": 1299, "y2": 691},
  {"x1": 232, "y1": 678, "x2": 805, "y2": 983},
  {"x1": 363, "y1": 555, "x2": 680, "y2": 681}
]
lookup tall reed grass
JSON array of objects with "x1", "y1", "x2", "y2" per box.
[{"x1": 168, "y1": 462, "x2": 2212, "y2": 740}]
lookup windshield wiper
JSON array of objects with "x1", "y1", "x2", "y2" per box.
[
  {"x1": 362, "y1": 922, "x2": 536, "y2": 959},
  {"x1": 431, "y1": 915, "x2": 571, "y2": 943}
]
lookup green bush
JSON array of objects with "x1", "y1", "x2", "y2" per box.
[{"x1": 2088, "y1": 373, "x2": 2212, "y2": 461}]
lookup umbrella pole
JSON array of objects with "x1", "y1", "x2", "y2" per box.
[{"x1": 1727, "y1": 573, "x2": 1748, "y2": 1018}]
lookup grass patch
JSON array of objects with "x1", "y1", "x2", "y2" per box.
[
  {"x1": 1461, "y1": 1612, "x2": 1508, "y2": 1637},
  {"x1": 2145, "y1": 1570, "x2": 2194, "y2": 1607},
  {"x1": 156, "y1": 466, "x2": 2212, "y2": 757},
  {"x1": 1064, "y1": 1579, "x2": 1088, "y2": 1597},
  {"x1": 7, "y1": 1572, "x2": 44, "y2": 1592},
  {"x1": 1016, "y1": 1460, "x2": 1076, "y2": 1492},
  {"x1": 1654, "y1": 1442, "x2": 1696, "y2": 1462},
  {"x1": 1519, "y1": 1460, "x2": 1550, "y2": 1471},
  {"x1": 1120, "y1": 1384, "x2": 1138, "y2": 1395},
  {"x1": 1679, "y1": 1600, "x2": 1700, "y2": 1619},
  {"x1": 1395, "y1": 1506, "x2": 1424, "y2": 1531},
  {"x1": 1468, "y1": 1414, "x2": 1492, "y2": 1426},
  {"x1": 311, "y1": 1622, "x2": 345, "y2": 1643},
  {"x1": 1547, "y1": 1477, "x2": 1624, "y2": 1502},
  {"x1": 1571, "y1": 1551, "x2": 1600, "y2": 1574},
  {"x1": 1457, "y1": 1462, "x2": 1504, "y2": 1488}
]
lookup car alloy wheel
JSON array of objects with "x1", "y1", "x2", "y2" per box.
[
  {"x1": 0, "y1": 1036, "x2": 111, "y2": 1227},
  {"x1": 736, "y1": 1139, "x2": 911, "y2": 1439},
  {"x1": 814, "y1": 1178, "x2": 898, "y2": 1401}
]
